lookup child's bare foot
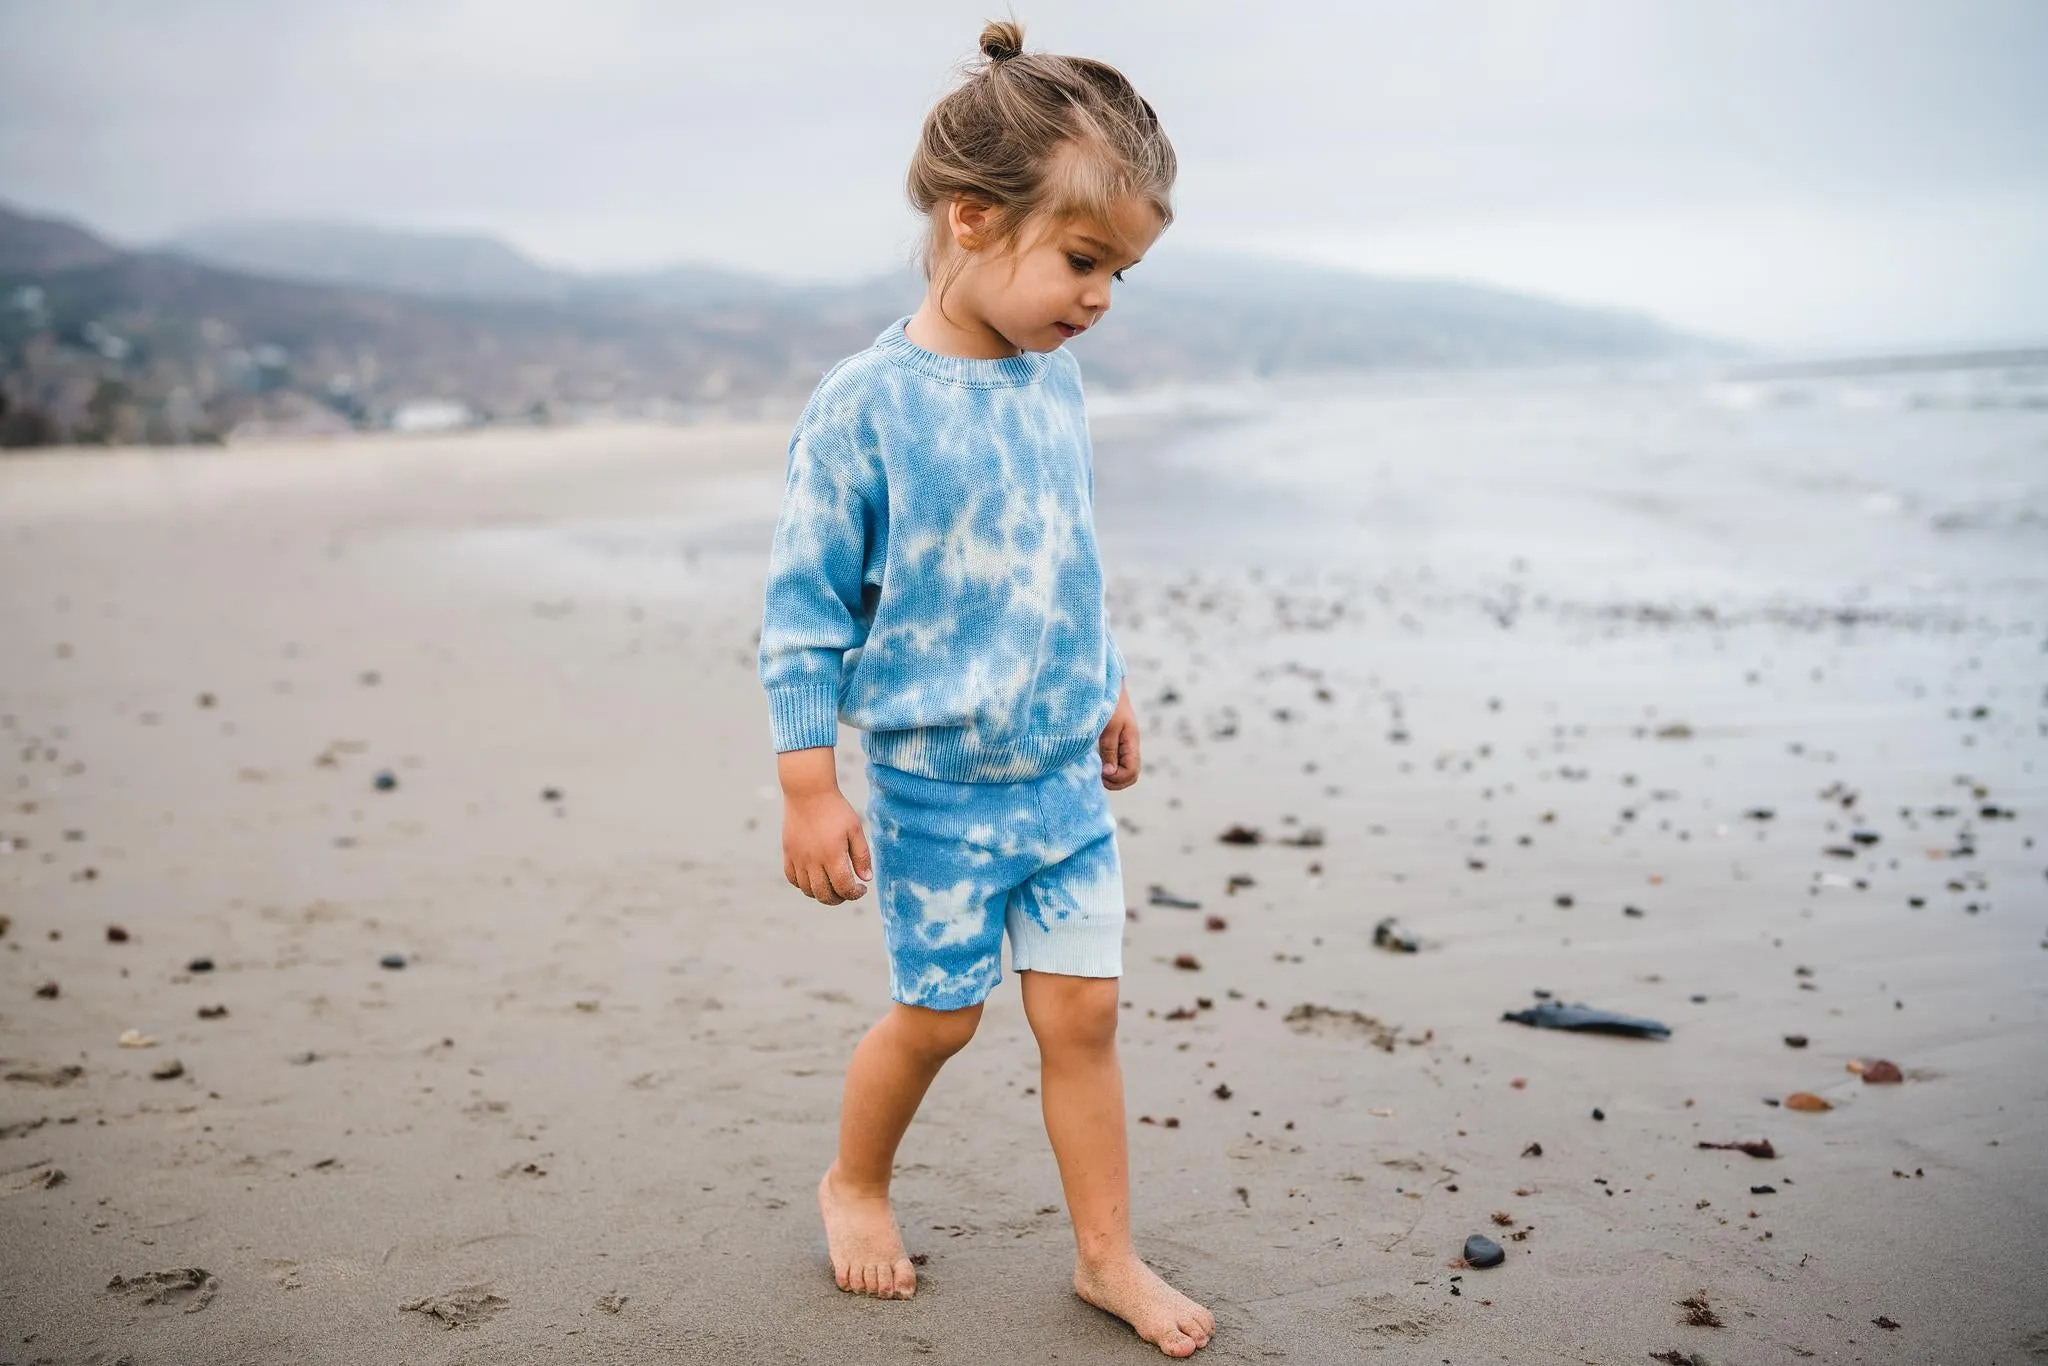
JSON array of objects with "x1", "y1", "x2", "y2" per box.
[
  {"x1": 818, "y1": 1167, "x2": 916, "y2": 1299},
  {"x1": 1074, "y1": 1253, "x2": 1214, "y2": 1356}
]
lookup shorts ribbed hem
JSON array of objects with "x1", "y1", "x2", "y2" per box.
[{"x1": 1009, "y1": 914, "x2": 1124, "y2": 980}]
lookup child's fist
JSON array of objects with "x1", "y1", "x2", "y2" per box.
[
  {"x1": 782, "y1": 789, "x2": 873, "y2": 905},
  {"x1": 1099, "y1": 683, "x2": 1141, "y2": 791}
]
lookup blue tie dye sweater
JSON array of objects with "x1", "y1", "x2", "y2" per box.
[{"x1": 758, "y1": 318, "x2": 1126, "y2": 783}]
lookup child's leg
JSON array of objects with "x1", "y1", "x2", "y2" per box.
[
  {"x1": 1020, "y1": 971, "x2": 1214, "y2": 1357},
  {"x1": 820, "y1": 1000, "x2": 982, "y2": 1299}
]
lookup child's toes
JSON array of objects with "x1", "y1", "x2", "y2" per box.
[
  {"x1": 891, "y1": 1258, "x2": 918, "y2": 1298},
  {"x1": 1157, "y1": 1327, "x2": 1201, "y2": 1358}
]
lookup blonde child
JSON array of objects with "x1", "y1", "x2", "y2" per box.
[{"x1": 758, "y1": 20, "x2": 1213, "y2": 1357}]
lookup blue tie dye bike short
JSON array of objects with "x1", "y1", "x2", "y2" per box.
[{"x1": 863, "y1": 749, "x2": 1126, "y2": 1011}]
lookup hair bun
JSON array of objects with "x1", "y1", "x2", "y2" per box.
[{"x1": 979, "y1": 19, "x2": 1025, "y2": 64}]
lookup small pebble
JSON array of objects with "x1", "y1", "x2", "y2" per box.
[
  {"x1": 373, "y1": 771, "x2": 398, "y2": 792},
  {"x1": 380, "y1": 953, "x2": 407, "y2": 970},
  {"x1": 188, "y1": 957, "x2": 215, "y2": 973},
  {"x1": 1463, "y1": 1234, "x2": 1506, "y2": 1268},
  {"x1": 1591, "y1": 1107, "x2": 1605, "y2": 1121},
  {"x1": 1784, "y1": 1034, "x2": 1809, "y2": 1048},
  {"x1": 150, "y1": 1059, "x2": 184, "y2": 1081},
  {"x1": 105, "y1": 925, "x2": 130, "y2": 943}
]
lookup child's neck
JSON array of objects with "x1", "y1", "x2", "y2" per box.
[{"x1": 905, "y1": 294, "x2": 1020, "y2": 361}]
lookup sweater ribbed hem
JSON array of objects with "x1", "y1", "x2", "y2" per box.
[
  {"x1": 873, "y1": 318, "x2": 1049, "y2": 389},
  {"x1": 862, "y1": 726, "x2": 1101, "y2": 784},
  {"x1": 767, "y1": 683, "x2": 842, "y2": 752}
]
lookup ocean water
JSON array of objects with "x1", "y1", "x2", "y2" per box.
[{"x1": 1091, "y1": 360, "x2": 2048, "y2": 619}]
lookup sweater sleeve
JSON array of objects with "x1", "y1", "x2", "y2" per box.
[{"x1": 758, "y1": 418, "x2": 878, "y2": 752}]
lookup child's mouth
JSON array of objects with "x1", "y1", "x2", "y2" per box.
[{"x1": 1054, "y1": 322, "x2": 1084, "y2": 339}]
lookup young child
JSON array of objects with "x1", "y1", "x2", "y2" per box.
[{"x1": 756, "y1": 19, "x2": 1214, "y2": 1359}]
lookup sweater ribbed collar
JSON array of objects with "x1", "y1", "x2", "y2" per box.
[{"x1": 874, "y1": 317, "x2": 1050, "y2": 389}]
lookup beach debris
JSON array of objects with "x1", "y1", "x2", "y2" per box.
[
  {"x1": 1750, "y1": 1184, "x2": 1776, "y2": 1195},
  {"x1": 1655, "y1": 723, "x2": 1694, "y2": 739},
  {"x1": 1225, "y1": 873, "x2": 1255, "y2": 893},
  {"x1": 1462, "y1": 1234, "x2": 1505, "y2": 1268},
  {"x1": 1623, "y1": 904, "x2": 1646, "y2": 918},
  {"x1": 373, "y1": 770, "x2": 398, "y2": 792},
  {"x1": 4, "y1": 1163, "x2": 66, "y2": 1193},
  {"x1": 1372, "y1": 917, "x2": 1419, "y2": 953},
  {"x1": 188, "y1": 956, "x2": 215, "y2": 973},
  {"x1": 1651, "y1": 1352, "x2": 1713, "y2": 1366},
  {"x1": 1172, "y1": 953, "x2": 1201, "y2": 971},
  {"x1": 1500, "y1": 1001, "x2": 1672, "y2": 1040},
  {"x1": 107, "y1": 1267, "x2": 218, "y2": 1313},
  {"x1": 1490, "y1": 1211, "x2": 1514, "y2": 1226},
  {"x1": 289, "y1": 1050, "x2": 319, "y2": 1066},
  {"x1": 1744, "y1": 808, "x2": 1775, "y2": 821},
  {"x1": 1204, "y1": 914, "x2": 1228, "y2": 931},
  {"x1": 106, "y1": 924, "x2": 130, "y2": 943},
  {"x1": 1697, "y1": 1139, "x2": 1776, "y2": 1159},
  {"x1": 1284, "y1": 1003, "x2": 1397, "y2": 1051},
  {"x1": 1855, "y1": 1058, "x2": 1903, "y2": 1084},
  {"x1": 1278, "y1": 827, "x2": 1324, "y2": 847},
  {"x1": 400, "y1": 1284, "x2": 508, "y2": 1330},
  {"x1": 542, "y1": 787, "x2": 564, "y2": 803},
  {"x1": 1873, "y1": 1315, "x2": 1901, "y2": 1331},
  {"x1": 34, "y1": 981, "x2": 59, "y2": 999},
  {"x1": 1521, "y1": 1142, "x2": 1543, "y2": 1158},
  {"x1": 1213, "y1": 1083, "x2": 1233, "y2": 1100},
  {"x1": 117, "y1": 1029, "x2": 157, "y2": 1048},
  {"x1": 150, "y1": 1058, "x2": 185, "y2": 1081},
  {"x1": 1554, "y1": 893, "x2": 1575, "y2": 908},
  {"x1": 1822, "y1": 846, "x2": 1857, "y2": 859},
  {"x1": 380, "y1": 953, "x2": 408, "y2": 970},
  {"x1": 1677, "y1": 1292, "x2": 1723, "y2": 1327},
  {"x1": 1217, "y1": 824, "x2": 1261, "y2": 845},
  {"x1": 1784, "y1": 1034, "x2": 1809, "y2": 1048},
  {"x1": 198, "y1": 1004, "x2": 228, "y2": 1019},
  {"x1": 4, "y1": 1063, "x2": 82, "y2": 1087},
  {"x1": 1784, "y1": 1092, "x2": 1832, "y2": 1112},
  {"x1": 1591, "y1": 1107, "x2": 1606, "y2": 1121},
  {"x1": 595, "y1": 1292, "x2": 628, "y2": 1314},
  {"x1": 1850, "y1": 830, "x2": 1881, "y2": 846},
  {"x1": 1147, "y1": 884, "x2": 1201, "y2": 909}
]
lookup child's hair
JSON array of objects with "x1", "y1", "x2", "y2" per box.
[{"x1": 908, "y1": 19, "x2": 1176, "y2": 285}]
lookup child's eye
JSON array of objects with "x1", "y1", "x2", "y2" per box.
[{"x1": 1067, "y1": 253, "x2": 1094, "y2": 275}]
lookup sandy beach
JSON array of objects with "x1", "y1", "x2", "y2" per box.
[{"x1": 2, "y1": 389, "x2": 2044, "y2": 1364}]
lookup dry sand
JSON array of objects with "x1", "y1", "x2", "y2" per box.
[{"x1": 1, "y1": 422, "x2": 2044, "y2": 1365}]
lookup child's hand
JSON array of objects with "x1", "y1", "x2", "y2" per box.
[
  {"x1": 1098, "y1": 682, "x2": 1141, "y2": 790},
  {"x1": 778, "y1": 748, "x2": 873, "y2": 905}
]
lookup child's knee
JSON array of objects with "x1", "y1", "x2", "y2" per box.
[
  {"x1": 891, "y1": 1001, "x2": 983, "y2": 1060},
  {"x1": 1026, "y1": 976, "x2": 1120, "y2": 1054}
]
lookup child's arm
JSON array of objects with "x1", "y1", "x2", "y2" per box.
[
  {"x1": 1098, "y1": 678, "x2": 1140, "y2": 791},
  {"x1": 760, "y1": 418, "x2": 878, "y2": 903},
  {"x1": 778, "y1": 747, "x2": 872, "y2": 904}
]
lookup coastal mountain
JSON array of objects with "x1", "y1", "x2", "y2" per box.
[{"x1": 3, "y1": 202, "x2": 1718, "y2": 445}]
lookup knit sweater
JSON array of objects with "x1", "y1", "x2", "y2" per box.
[{"x1": 758, "y1": 318, "x2": 1125, "y2": 783}]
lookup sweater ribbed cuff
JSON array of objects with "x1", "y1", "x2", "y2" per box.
[{"x1": 767, "y1": 683, "x2": 841, "y2": 752}]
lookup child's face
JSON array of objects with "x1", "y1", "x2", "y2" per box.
[{"x1": 952, "y1": 195, "x2": 1164, "y2": 355}]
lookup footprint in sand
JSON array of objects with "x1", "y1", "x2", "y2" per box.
[
  {"x1": 106, "y1": 1268, "x2": 218, "y2": 1313},
  {"x1": 400, "y1": 1284, "x2": 509, "y2": 1330}
]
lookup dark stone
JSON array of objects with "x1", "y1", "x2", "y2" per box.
[
  {"x1": 1622, "y1": 905, "x2": 1646, "y2": 918},
  {"x1": 1591, "y1": 1107, "x2": 1605, "y2": 1121},
  {"x1": 1463, "y1": 1234, "x2": 1505, "y2": 1268},
  {"x1": 1554, "y1": 893, "x2": 1575, "y2": 908},
  {"x1": 1372, "y1": 917, "x2": 1418, "y2": 953},
  {"x1": 379, "y1": 953, "x2": 407, "y2": 970},
  {"x1": 1501, "y1": 1001, "x2": 1671, "y2": 1039},
  {"x1": 188, "y1": 957, "x2": 214, "y2": 973},
  {"x1": 373, "y1": 771, "x2": 398, "y2": 792},
  {"x1": 541, "y1": 787, "x2": 563, "y2": 802},
  {"x1": 1784, "y1": 1034, "x2": 1809, "y2": 1048}
]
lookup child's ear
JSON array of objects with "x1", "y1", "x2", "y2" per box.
[{"x1": 948, "y1": 197, "x2": 997, "y2": 251}]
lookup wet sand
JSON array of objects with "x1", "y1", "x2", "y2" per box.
[{"x1": 1, "y1": 413, "x2": 2044, "y2": 1364}]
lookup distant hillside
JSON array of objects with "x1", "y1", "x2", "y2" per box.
[{"x1": 3, "y1": 203, "x2": 1719, "y2": 447}]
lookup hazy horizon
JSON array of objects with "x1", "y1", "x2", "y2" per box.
[{"x1": 3, "y1": 0, "x2": 2044, "y2": 353}]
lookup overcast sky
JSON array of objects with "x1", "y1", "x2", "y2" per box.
[{"x1": 2, "y1": 0, "x2": 2043, "y2": 351}]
